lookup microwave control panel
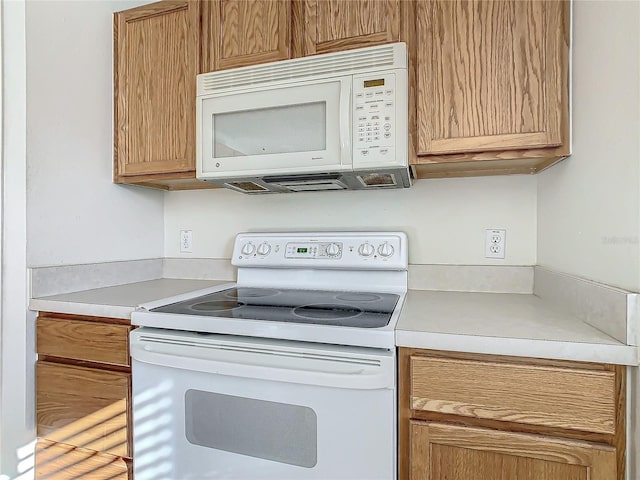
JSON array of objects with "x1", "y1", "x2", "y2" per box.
[{"x1": 353, "y1": 73, "x2": 398, "y2": 164}]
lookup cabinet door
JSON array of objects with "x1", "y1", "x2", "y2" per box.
[
  {"x1": 36, "y1": 438, "x2": 130, "y2": 480},
  {"x1": 416, "y1": 0, "x2": 568, "y2": 157},
  {"x1": 201, "y1": 0, "x2": 291, "y2": 72},
  {"x1": 114, "y1": 1, "x2": 199, "y2": 179},
  {"x1": 297, "y1": 0, "x2": 400, "y2": 56},
  {"x1": 411, "y1": 422, "x2": 617, "y2": 480},
  {"x1": 37, "y1": 361, "x2": 131, "y2": 458}
]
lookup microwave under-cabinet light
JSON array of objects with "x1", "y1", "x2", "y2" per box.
[{"x1": 357, "y1": 173, "x2": 397, "y2": 187}]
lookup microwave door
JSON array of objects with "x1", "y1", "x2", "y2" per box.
[{"x1": 198, "y1": 78, "x2": 351, "y2": 178}]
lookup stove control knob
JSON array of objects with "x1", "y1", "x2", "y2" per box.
[
  {"x1": 378, "y1": 242, "x2": 395, "y2": 257},
  {"x1": 257, "y1": 242, "x2": 271, "y2": 256},
  {"x1": 326, "y1": 243, "x2": 341, "y2": 257},
  {"x1": 358, "y1": 243, "x2": 375, "y2": 257},
  {"x1": 241, "y1": 242, "x2": 256, "y2": 255}
]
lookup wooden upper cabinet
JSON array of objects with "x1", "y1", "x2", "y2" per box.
[
  {"x1": 411, "y1": 422, "x2": 617, "y2": 480},
  {"x1": 201, "y1": 0, "x2": 291, "y2": 72},
  {"x1": 295, "y1": 0, "x2": 400, "y2": 56},
  {"x1": 114, "y1": 1, "x2": 204, "y2": 188},
  {"x1": 414, "y1": 0, "x2": 570, "y2": 174}
]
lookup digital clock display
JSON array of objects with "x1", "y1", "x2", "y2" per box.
[
  {"x1": 297, "y1": 247, "x2": 308, "y2": 253},
  {"x1": 364, "y1": 79, "x2": 385, "y2": 88}
]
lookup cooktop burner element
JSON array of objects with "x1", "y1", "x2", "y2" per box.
[
  {"x1": 335, "y1": 293, "x2": 382, "y2": 302},
  {"x1": 223, "y1": 288, "x2": 279, "y2": 299},
  {"x1": 190, "y1": 300, "x2": 245, "y2": 312},
  {"x1": 152, "y1": 287, "x2": 399, "y2": 328},
  {"x1": 293, "y1": 304, "x2": 364, "y2": 320}
]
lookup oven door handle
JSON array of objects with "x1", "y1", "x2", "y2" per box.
[{"x1": 130, "y1": 340, "x2": 394, "y2": 390}]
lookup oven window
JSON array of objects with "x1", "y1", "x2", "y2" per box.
[
  {"x1": 213, "y1": 102, "x2": 326, "y2": 157},
  {"x1": 184, "y1": 390, "x2": 318, "y2": 468}
]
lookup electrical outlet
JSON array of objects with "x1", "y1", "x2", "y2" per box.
[
  {"x1": 485, "y1": 229, "x2": 506, "y2": 259},
  {"x1": 180, "y1": 230, "x2": 193, "y2": 253}
]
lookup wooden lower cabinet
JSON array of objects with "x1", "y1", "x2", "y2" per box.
[
  {"x1": 410, "y1": 422, "x2": 617, "y2": 480},
  {"x1": 36, "y1": 439, "x2": 130, "y2": 480},
  {"x1": 35, "y1": 313, "x2": 132, "y2": 480},
  {"x1": 36, "y1": 361, "x2": 130, "y2": 458},
  {"x1": 399, "y1": 348, "x2": 626, "y2": 480}
]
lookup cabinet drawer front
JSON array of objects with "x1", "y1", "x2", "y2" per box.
[
  {"x1": 410, "y1": 356, "x2": 617, "y2": 434},
  {"x1": 36, "y1": 438, "x2": 130, "y2": 480},
  {"x1": 37, "y1": 361, "x2": 131, "y2": 458},
  {"x1": 37, "y1": 316, "x2": 131, "y2": 366}
]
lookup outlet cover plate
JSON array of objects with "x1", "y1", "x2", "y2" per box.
[
  {"x1": 485, "y1": 229, "x2": 506, "y2": 259},
  {"x1": 180, "y1": 230, "x2": 193, "y2": 253}
]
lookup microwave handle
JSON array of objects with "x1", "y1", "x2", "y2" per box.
[{"x1": 339, "y1": 78, "x2": 352, "y2": 165}]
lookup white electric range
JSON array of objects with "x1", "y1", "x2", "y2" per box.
[{"x1": 130, "y1": 231, "x2": 407, "y2": 480}]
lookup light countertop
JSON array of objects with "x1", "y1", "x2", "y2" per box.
[
  {"x1": 29, "y1": 278, "x2": 230, "y2": 320},
  {"x1": 396, "y1": 290, "x2": 638, "y2": 365},
  {"x1": 30, "y1": 280, "x2": 638, "y2": 365}
]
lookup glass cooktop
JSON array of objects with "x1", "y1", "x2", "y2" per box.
[{"x1": 151, "y1": 287, "x2": 400, "y2": 328}]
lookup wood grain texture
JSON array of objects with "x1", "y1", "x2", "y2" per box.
[
  {"x1": 300, "y1": 0, "x2": 400, "y2": 55},
  {"x1": 400, "y1": 0, "x2": 417, "y2": 165},
  {"x1": 114, "y1": 170, "x2": 217, "y2": 189},
  {"x1": 36, "y1": 438, "x2": 129, "y2": 480},
  {"x1": 398, "y1": 348, "x2": 413, "y2": 480},
  {"x1": 416, "y1": 0, "x2": 569, "y2": 157},
  {"x1": 614, "y1": 364, "x2": 626, "y2": 480},
  {"x1": 39, "y1": 312, "x2": 131, "y2": 326},
  {"x1": 37, "y1": 316, "x2": 131, "y2": 366},
  {"x1": 412, "y1": 156, "x2": 566, "y2": 178},
  {"x1": 37, "y1": 361, "x2": 130, "y2": 458},
  {"x1": 202, "y1": 0, "x2": 291, "y2": 72},
  {"x1": 399, "y1": 349, "x2": 625, "y2": 480},
  {"x1": 410, "y1": 422, "x2": 616, "y2": 480},
  {"x1": 410, "y1": 355, "x2": 617, "y2": 435},
  {"x1": 114, "y1": 1, "x2": 199, "y2": 180}
]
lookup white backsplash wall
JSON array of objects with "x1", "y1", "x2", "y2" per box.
[
  {"x1": 537, "y1": 0, "x2": 640, "y2": 293},
  {"x1": 26, "y1": 0, "x2": 163, "y2": 267},
  {"x1": 164, "y1": 176, "x2": 537, "y2": 265}
]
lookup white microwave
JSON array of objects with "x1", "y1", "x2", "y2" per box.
[{"x1": 196, "y1": 43, "x2": 410, "y2": 194}]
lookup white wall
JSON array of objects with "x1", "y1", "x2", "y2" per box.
[
  {"x1": 26, "y1": 0, "x2": 163, "y2": 268},
  {"x1": 537, "y1": 0, "x2": 640, "y2": 292},
  {"x1": 164, "y1": 176, "x2": 538, "y2": 265},
  {"x1": 1, "y1": 1, "x2": 162, "y2": 476},
  {"x1": 1, "y1": 1, "x2": 33, "y2": 477}
]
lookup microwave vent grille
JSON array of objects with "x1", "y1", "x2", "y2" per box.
[{"x1": 199, "y1": 43, "x2": 405, "y2": 93}]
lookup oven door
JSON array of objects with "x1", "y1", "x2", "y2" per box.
[
  {"x1": 131, "y1": 328, "x2": 396, "y2": 480},
  {"x1": 197, "y1": 77, "x2": 352, "y2": 179}
]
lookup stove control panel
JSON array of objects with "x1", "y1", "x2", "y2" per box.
[
  {"x1": 285, "y1": 242, "x2": 342, "y2": 259},
  {"x1": 232, "y1": 232, "x2": 407, "y2": 270}
]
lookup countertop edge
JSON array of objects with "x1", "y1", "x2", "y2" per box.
[
  {"x1": 395, "y1": 329, "x2": 639, "y2": 366},
  {"x1": 29, "y1": 299, "x2": 134, "y2": 320}
]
